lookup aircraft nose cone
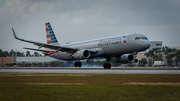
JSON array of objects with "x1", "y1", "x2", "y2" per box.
[{"x1": 144, "y1": 41, "x2": 151, "y2": 49}]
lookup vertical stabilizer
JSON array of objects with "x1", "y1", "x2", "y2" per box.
[{"x1": 45, "y1": 22, "x2": 59, "y2": 45}]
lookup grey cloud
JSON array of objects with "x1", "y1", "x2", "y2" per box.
[{"x1": 0, "y1": 0, "x2": 180, "y2": 52}]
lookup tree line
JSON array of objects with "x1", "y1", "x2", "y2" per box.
[
  {"x1": 139, "y1": 46, "x2": 180, "y2": 66},
  {"x1": 0, "y1": 49, "x2": 41, "y2": 57},
  {"x1": 1, "y1": 46, "x2": 180, "y2": 67}
]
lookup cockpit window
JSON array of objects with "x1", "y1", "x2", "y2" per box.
[{"x1": 135, "y1": 37, "x2": 148, "y2": 40}]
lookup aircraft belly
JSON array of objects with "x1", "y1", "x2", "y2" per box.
[
  {"x1": 49, "y1": 42, "x2": 145, "y2": 61},
  {"x1": 103, "y1": 44, "x2": 125, "y2": 56},
  {"x1": 103, "y1": 44, "x2": 136, "y2": 56},
  {"x1": 56, "y1": 52, "x2": 74, "y2": 61},
  {"x1": 89, "y1": 48, "x2": 105, "y2": 58}
]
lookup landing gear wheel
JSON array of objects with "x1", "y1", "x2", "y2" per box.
[
  {"x1": 74, "y1": 62, "x2": 78, "y2": 67},
  {"x1": 78, "y1": 62, "x2": 82, "y2": 67},
  {"x1": 104, "y1": 63, "x2": 111, "y2": 69},
  {"x1": 104, "y1": 63, "x2": 108, "y2": 69},
  {"x1": 107, "y1": 63, "x2": 111, "y2": 69},
  {"x1": 74, "y1": 61, "x2": 82, "y2": 67}
]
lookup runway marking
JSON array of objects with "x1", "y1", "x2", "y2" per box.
[
  {"x1": 25, "y1": 83, "x2": 85, "y2": 85},
  {"x1": 123, "y1": 82, "x2": 180, "y2": 86}
]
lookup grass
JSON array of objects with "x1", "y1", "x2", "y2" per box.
[{"x1": 0, "y1": 73, "x2": 180, "y2": 101}]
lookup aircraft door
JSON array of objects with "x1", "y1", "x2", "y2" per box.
[{"x1": 126, "y1": 35, "x2": 132, "y2": 45}]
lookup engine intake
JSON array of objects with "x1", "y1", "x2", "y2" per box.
[
  {"x1": 72, "y1": 50, "x2": 90, "y2": 59},
  {"x1": 116, "y1": 54, "x2": 134, "y2": 63}
]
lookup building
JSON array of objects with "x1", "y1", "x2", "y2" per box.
[
  {"x1": 136, "y1": 53, "x2": 147, "y2": 61},
  {"x1": 0, "y1": 56, "x2": 65, "y2": 67},
  {"x1": 16, "y1": 56, "x2": 62, "y2": 63},
  {"x1": 0, "y1": 57, "x2": 15, "y2": 66},
  {"x1": 149, "y1": 41, "x2": 162, "y2": 50}
]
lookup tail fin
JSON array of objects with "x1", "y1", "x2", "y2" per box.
[{"x1": 45, "y1": 22, "x2": 60, "y2": 45}]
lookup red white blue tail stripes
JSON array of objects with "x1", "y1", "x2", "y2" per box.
[{"x1": 45, "y1": 22, "x2": 59, "y2": 45}]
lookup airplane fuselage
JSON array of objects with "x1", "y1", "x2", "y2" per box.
[{"x1": 49, "y1": 34, "x2": 150, "y2": 61}]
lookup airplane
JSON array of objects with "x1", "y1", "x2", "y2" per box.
[{"x1": 12, "y1": 22, "x2": 151, "y2": 69}]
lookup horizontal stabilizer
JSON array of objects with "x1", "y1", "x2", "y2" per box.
[{"x1": 23, "y1": 47, "x2": 50, "y2": 52}]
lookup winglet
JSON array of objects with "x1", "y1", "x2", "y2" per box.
[{"x1": 12, "y1": 28, "x2": 19, "y2": 39}]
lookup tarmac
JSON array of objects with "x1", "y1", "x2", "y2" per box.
[{"x1": 0, "y1": 67, "x2": 180, "y2": 74}]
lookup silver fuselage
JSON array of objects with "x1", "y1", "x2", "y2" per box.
[{"x1": 49, "y1": 34, "x2": 151, "y2": 61}]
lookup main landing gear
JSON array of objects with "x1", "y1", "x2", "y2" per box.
[
  {"x1": 103, "y1": 57, "x2": 111, "y2": 69},
  {"x1": 74, "y1": 61, "x2": 82, "y2": 67},
  {"x1": 104, "y1": 63, "x2": 111, "y2": 69}
]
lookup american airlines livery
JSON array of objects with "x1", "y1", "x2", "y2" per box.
[{"x1": 12, "y1": 22, "x2": 151, "y2": 69}]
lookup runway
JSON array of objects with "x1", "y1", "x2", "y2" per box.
[{"x1": 0, "y1": 68, "x2": 180, "y2": 74}]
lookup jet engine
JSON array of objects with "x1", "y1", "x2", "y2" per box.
[
  {"x1": 116, "y1": 54, "x2": 134, "y2": 63},
  {"x1": 72, "y1": 49, "x2": 90, "y2": 59}
]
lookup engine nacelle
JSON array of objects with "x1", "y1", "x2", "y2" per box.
[
  {"x1": 116, "y1": 54, "x2": 134, "y2": 63},
  {"x1": 72, "y1": 50, "x2": 90, "y2": 59}
]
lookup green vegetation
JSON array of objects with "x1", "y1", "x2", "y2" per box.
[
  {"x1": 26, "y1": 50, "x2": 31, "y2": 56},
  {"x1": 145, "y1": 48, "x2": 162, "y2": 62},
  {"x1": 166, "y1": 50, "x2": 180, "y2": 66},
  {"x1": 1, "y1": 49, "x2": 24, "y2": 57},
  {"x1": 145, "y1": 47, "x2": 180, "y2": 66},
  {"x1": 139, "y1": 58, "x2": 148, "y2": 66},
  {"x1": 34, "y1": 52, "x2": 39, "y2": 56},
  {"x1": 176, "y1": 50, "x2": 180, "y2": 64},
  {"x1": 0, "y1": 49, "x2": 42, "y2": 57},
  {"x1": 156, "y1": 53, "x2": 163, "y2": 61},
  {"x1": 162, "y1": 46, "x2": 177, "y2": 55},
  {"x1": 166, "y1": 54, "x2": 175, "y2": 66},
  {"x1": 0, "y1": 73, "x2": 180, "y2": 101}
]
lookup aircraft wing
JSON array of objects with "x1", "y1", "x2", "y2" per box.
[
  {"x1": 12, "y1": 28, "x2": 79, "y2": 53},
  {"x1": 23, "y1": 47, "x2": 51, "y2": 52}
]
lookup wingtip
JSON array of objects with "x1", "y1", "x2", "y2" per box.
[
  {"x1": 12, "y1": 28, "x2": 14, "y2": 33},
  {"x1": 12, "y1": 28, "x2": 18, "y2": 39},
  {"x1": 12, "y1": 28, "x2": 15, "y2": 34}
]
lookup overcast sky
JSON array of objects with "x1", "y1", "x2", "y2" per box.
[{"x1": 0, "y1": 0, "x2": 180, "y2": 53}]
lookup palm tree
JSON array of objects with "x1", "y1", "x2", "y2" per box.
[
  {"x1": 9, "y1": 50, "x2": 14, "y2": 56},
  {"x1": 34, "y1": 52, "x2": 39, "y2": 57},
  {"x1": 26, "y1": 51, "x2": 31, "y2": 57},
  {"x1": 16, "y1": 51, "x2": 24, "y2": 57},
  {"x1": 4, "y1": 51, "x2": 10, "y2": 56}
]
